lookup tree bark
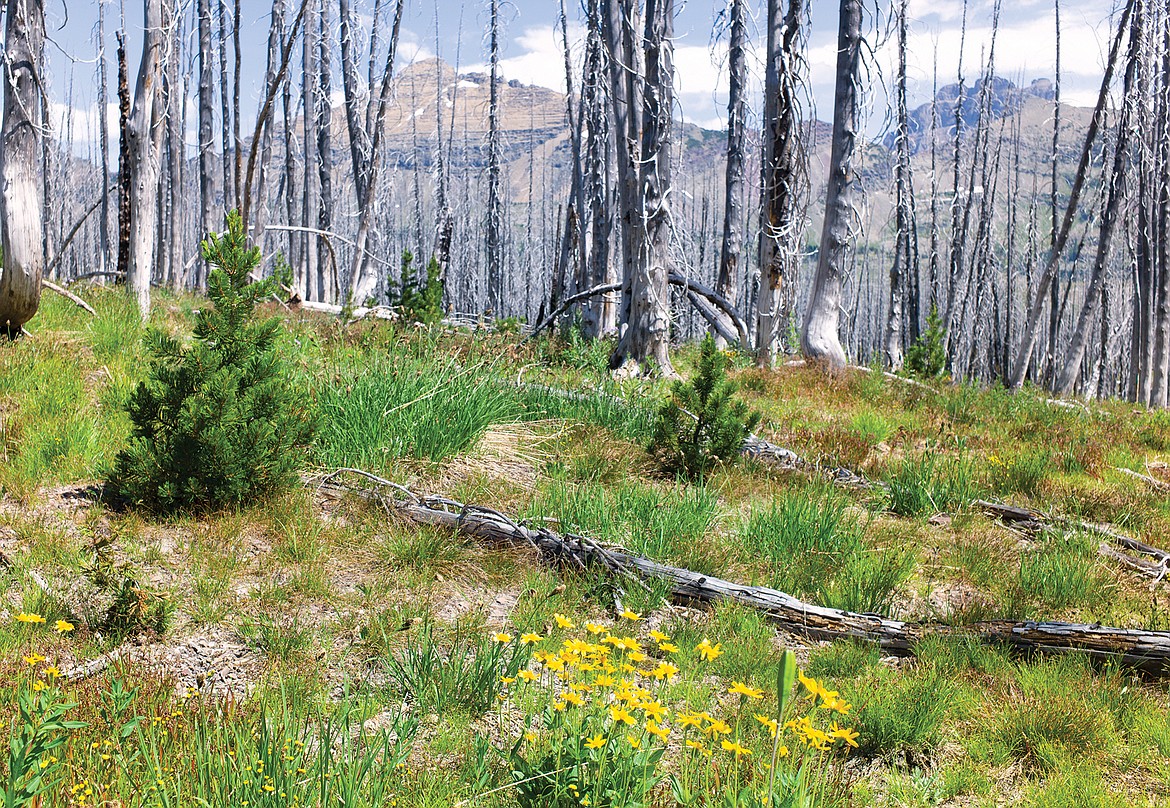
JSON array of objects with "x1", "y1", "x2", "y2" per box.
[
  {"x1": 611, "y1": 0, "x2": 674, "y2": 375},
  {"x1": 485, "y1": 0, "x2": 504, "y2": 315},
  {"x1": 715, "y1": 0, "x2": 748, "y2": 348},
  {"x1": 97, "y1": 0, "x2": 112, "y2": 277},
  {"x1": 755, "y1": 0, "x2": 806, "y2": 366},
  {"x1": 801, "y1": 0, "x2": 861, "y2": 368},
  {"x1": 126, "y1": 0, "x2": 168, "y2": 318},
  {"x1": 0, "y1": 0, "x2": 45, "y2": 336},
  {"x1": 347, "y1": 0, "x2": 405, "y2": 306},
  {"x1": 884, "y1": 0, "x2": 913, "y2": 371},
  {"x1": 196, "y1": 0, "x2": 215, "y2": 285}
]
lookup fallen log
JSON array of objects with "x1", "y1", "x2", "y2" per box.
[
  {"x1": 318, "y1": 470, "x2": 1170, "y2": 673},
  {"x1": 977, "y1": 499, "x2": 1170, "y2": 563}
]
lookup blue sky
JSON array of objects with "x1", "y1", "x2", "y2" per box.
[{"x1": 43, "y1": 0, "x2": 1119, "y2": 151}]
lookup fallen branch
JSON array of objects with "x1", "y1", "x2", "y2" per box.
[
  {"x1": 525, "y1": 275, "x2": 750, "y2": 347},
  {"x1": 317, "y1": 470, "x2": 1170, "y2": 672},
  {"x1": 1115, "y1": 466, "x2": 1170, "y2": 492},
  {"x1": 978, "y1": 499, "x2": 1170, "y2": 585},
  {"x1": 42, "y1": 279, "x2": 97, "y2": 316}
]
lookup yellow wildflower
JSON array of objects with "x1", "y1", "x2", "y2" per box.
[
  {"x1": 584, "y1": 735, "x2": 606, "y2": 749},
  {"x1": 677, "y1": 712, "x2": 705, "y2": 729},
  {"x1": 525, "y1": 731, "x2": 537, "y2": 743},
  {"x1": 518, "y1": 670, "x2": 538, "y2": 683},
  {"x1": 828, "y1": 723, "x2": 859, "y2": 748},
  {"x1": 520, "y1": 633, "x2": 542, "y2": 645},
  {"x1": 22, "y1": 654, "x2": 45, "y2": 666},
  {"x1": 562, "y1": 692, "x2": 586, "y2": 707},
  {"x1": 798, "y1": 672, "x2": 828, "y2": 701},
  {"x1": 32, "y1": 681, "x2": 48, "y2": 692},
  {"x1": 696, "y1": 638, "x2": 723, "y2": 662},
  {"x1": 628, "y1": 650, "x2": 648, "y2": 663},
  {"x1": 593, "y1": 674, "x2": 616, "y2": 688},
  {"x1": 754, "y1": 714, "x2": 779, "y2": 738},
  {"x1": 585, "y1": 622, "x2": 607, "y2": 635},
  {"x1": 609, "y1": 706, "x2": 636, "y2": 725},
  {"x1": 649, "y1": 629, "x2": 670, "y2": 642},
  {"x1": 619, "y1": 609, "x2": 642, "y2": 621},
  {"x1": 626, "y1": 735, "x2": 641, "y2": 749},
  {"x1": 43, "y1": 666, "x2": 60, "y2": 679},
  {"x1": 685, "y1": 739, "x2": 711, "y2": 756},
  {"x1": 703, "y1": 718, "x2": 732, "y2": 736},
  {"x1": 554, "y1": 613, "x2": 574, "y2": 629},
  {"x1": 55, "y1": 620, "x2": 74, "y2": 633},
  {"x1": 499, "y1": 676, "x2": 516, "y2": 685},
  {"x1": 492, "y1": 632, "x2": 513, "y2": 644},
  {"x1": 645, "y1": 720, "x2": 670, "y2": 741},
  {"x1": 729, "y1": 681, "x2": 764, "y2": 699},
  {"x1": 721, "y1": 739, "x2": 752, "y2": 757},
  {"x1": 15, "y1": 612, "x2": 45, "y2": 624},
  {"x1": 639, "y1": 700, "x2": 668, "y2": 722},
  {"x1": 650, "y1": 661, "x2": 679, "y2": 681},
  {"x1": 658, "y1": 642, "x2": 679, "y2": 653}
]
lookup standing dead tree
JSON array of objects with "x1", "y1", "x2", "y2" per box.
[
  {"x1": 1008, "y1": 0, "x2": 1136, "y2": 389},
  {"x1": 715, "y1": 0, "x2": 748, "y2": 348},
  {"x1": 0, "y1": 0, "x2": 46, "y2": 336},
  {"x1": 884, "y1": 0, "x2": 917, "y2": 371},
  {"x1": 755, "y1": 0, "x2": 807, "y2": 366},
  {"x1": 1055, "y1": 0, "x2": 1143, "y2": 395},
  {"x1": 801, "y1": 0, "x2": 862, "y2": 368},
  {"x1": 126, "y1": 0, "x2": 169, "y2": 318},
  {"x1": 347, "y1": 0, "x2": 406, "y2": 306},
  {"x1": 485, "y1": 0, "x2": 505, "y2": 316},
  {"x1": 610, "y1": 0, "x2": 675, "y2": 375}
]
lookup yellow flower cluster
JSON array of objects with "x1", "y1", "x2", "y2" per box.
[{"x1": 493, "y1": 611, "x2": 860, "y2": 776}]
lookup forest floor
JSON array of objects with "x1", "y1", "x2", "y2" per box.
[{"x1": 3, "y1": 286, "x2": 1170, "y2": 807}]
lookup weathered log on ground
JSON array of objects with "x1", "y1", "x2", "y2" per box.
[
  {"x1": 319, "y1": 469, "x2": 1170, "y2": 672},
  {"x1": 978, "y1": 499, "x2": 1170, "y2": 564}
]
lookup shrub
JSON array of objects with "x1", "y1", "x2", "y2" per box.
[
  {"x1": 650, "y1": 336, "x2": 760, "y2": 480},
  {"x1": 905, "y1": 304, "x2": 947, "y2": 379},
  {"x1": 106, "y1": 212, "x2": 315, "y2": 513}
]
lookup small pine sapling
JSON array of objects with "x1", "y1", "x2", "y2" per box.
[
  {"x1": 906, "y1": 303, "x2": 948, "y2": 379},
  {"x1": 387, "y1": 250, "x2": 444, "y2": 325},
  {"x1": 651, "y1": 336, "x2": 761, "y2": 480},
  {"x1": 106, "y1": 211, "x2": 315, "y2": 513}
]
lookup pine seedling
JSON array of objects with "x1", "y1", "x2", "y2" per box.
[
  {"x1": 650, "y1": 336, "x2": 761, "y2": 480},
  {"x1": 106, "y1": 211, "x2": 315, "y2": 513}
]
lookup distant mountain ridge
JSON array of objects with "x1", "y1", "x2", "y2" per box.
[{"x1": 888, "y1": 75, "x2": 1058, "y2": 154}]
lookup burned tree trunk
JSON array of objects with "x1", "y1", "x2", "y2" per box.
[
  {"x1": 1008, "y1": 0, "x2": 1135, "y2": 389},
  {"x1": 347, "y1": 0, "x2": 405, "y2": 305},
  {"x1": 801, "y1": 0, "x2": 861, "y2": 368},
  {"x1": 0, "y1": 0, "x2": 45, "y2": 336},
  {"x1": 97, "y1": 0, "x2": 111, "y2": 276},
  {"x1": 1055, "y1": 0, "x2": 1142, "y2": 395},
  {"x1": 715, "y1": 0, "x2": 748, "y2": 348},
  {"x1": 126, "y1": 0, "x2": 168, "y2": 318},
  {"x1": 485, "y1": 0, "x2": 505, "y2": 316},
  {"x1": 755, "y1": 0, "x2": 806, "y2": 366},
  {"x1": 884, "y1": 0, "x2": 915, "y2": 371},
  {"x1": 611, "y1": 0, "x2": 674, "y2": 375},
  {"x1": 196, "y1": 0, "x2": 215, "y2": 284},
  {"x1": 600, "y1": 0, "x2": 644, "y2": 355}
]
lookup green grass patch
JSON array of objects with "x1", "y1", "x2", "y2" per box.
[{"x1": 740, "y1": 484, "x2": 915, "y2": 612}]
